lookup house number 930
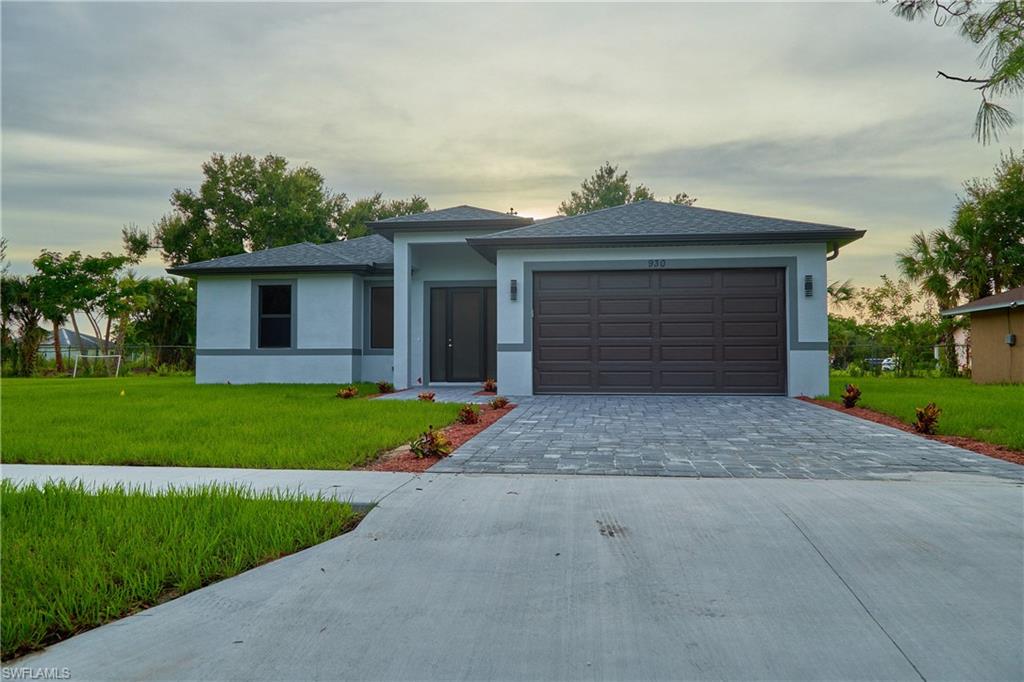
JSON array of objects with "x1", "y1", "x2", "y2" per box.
[{"x1": 647, "y1": 259, "x2": 667, "y2": 269}]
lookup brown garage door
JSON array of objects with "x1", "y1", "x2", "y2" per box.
[{"x1": 533, "y1": 268, "x2": 787, "y2": 394}]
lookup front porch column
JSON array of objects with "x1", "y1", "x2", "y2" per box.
[{"x1": 392, "y1": 238, "x2": 411, "y2": 389}]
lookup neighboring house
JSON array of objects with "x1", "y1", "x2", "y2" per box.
[
  {"x1": 38, "y1": 328, "x2": 102, "y2": 360},
  {"x1": 168, "y1": 201, "x2": 865, "y2": 396},
  {"x1": 942, "y1": 286, "x2": 1023, "y2": 384}
]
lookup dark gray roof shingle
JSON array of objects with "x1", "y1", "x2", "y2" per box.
[
  {"x1": 367, "y1": 205, "x2": 533, "y2": 237},
  {"x1": 476, "y1": 200, "x2": 863, "y2": 240},
  {"x1": 370, "y1": 205, "x2": 529, "y2": 224},
  {"x1": 166, "y1": 235, "x2": 393, "y2": 276},
  {"x1": 467, "y1": 201, "x2": 865, "y2": 259}
]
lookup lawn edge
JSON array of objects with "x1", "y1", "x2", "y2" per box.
[{"x1": 801, "y1": 397, "x2": 1024, "y2": 466}]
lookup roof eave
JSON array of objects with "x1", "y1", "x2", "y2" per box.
[
  {"x1": 467, "y1": 230, "x2": 866, "y2": 262},
  {"x1": 369, "y1": 218, "x2": 534, "y2": 240},
  {"x1": 166, "y1": 263, "x2": 390, "y2": 277},
  {"x1": 941, "y1": 300, "x2": 1024, "y2": 317}
]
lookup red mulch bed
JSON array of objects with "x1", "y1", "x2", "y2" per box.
[
  {"x1": 358, "y1": 403, "x2": 517, "y2": 472},
  {"x1": 473, "y1": 389, "x2": 497, "y2": 396},
  {"x1": 799, "y1": 397, "x2": 1024, "y2": 466}
]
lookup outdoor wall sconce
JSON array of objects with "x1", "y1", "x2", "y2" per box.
[
  {"x1": 804, "y1": 274, "x2": 813, "y2": 298},
  {"x1": 510, "y1": 279, "x2": 518, "y2": 301}
]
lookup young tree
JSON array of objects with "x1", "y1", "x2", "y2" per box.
[
  {"x1": 888, "y1": 1, "x2": 1024, "y2": 143},
  {"x1": 850, "y1": 276, "x2": 941, "y2": 376},
  {"x1": 0, "y1": 275, "x2": 46, "y2": 376},
  {"x1": 128, "y1": 278, "x2": 196, "y2": 367},
  {"x1": 31, "y1": 251, "x2": 83, "y2": 373},
  {"x1": 558, "y1": 162, "x2": 696, "y2": 216}
]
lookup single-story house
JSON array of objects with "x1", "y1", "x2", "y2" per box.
[
  {"x1": 168, "y1": 200, "x2": 865, "y2": 396},
  {"x1": 941, "y1": 286, "x2": 1023, "y2": 384},
  {"x1": 37, "y1": 328, "x2": 102, "y2": 360}
]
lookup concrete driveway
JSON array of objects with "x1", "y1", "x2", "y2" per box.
[
  {"x1": 13, "y1": 471, "x2": 1022, "y2": 680},
  {"x1": 433, "y1": 396, "x2": 1024, "y2": 480}
]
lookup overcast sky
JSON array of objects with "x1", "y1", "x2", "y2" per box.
[{"x1": 2, "y1": 2, "x2": 1019, "y2": 285}]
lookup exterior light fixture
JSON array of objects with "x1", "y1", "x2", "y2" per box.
[
  {"x1": 510, "y1": 279, "x2": 518, "y2": 301},
  {"x1": 804, "y1": 274, "x2": 813, "y2": 298}
]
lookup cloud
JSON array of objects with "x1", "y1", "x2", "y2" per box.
[{"x1": 2, "y1": 1, "x2": 1018, "y2": 284}]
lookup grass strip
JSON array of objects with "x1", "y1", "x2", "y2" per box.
[
  {"x1": 1, "y1": 376, "x2": 461, "y2": 469},
  {"x1": 1, "y1": 480, "x2": 362, "y2": 659},
  {"x1": 826, "y1": 375, "x2": 1024, "y2": 450}
]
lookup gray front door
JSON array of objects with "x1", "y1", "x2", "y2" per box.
[
  {"x1": 532, "y1": 269, "x2": 787, "y2": 394},
  {"x1": 430, "y1": 287, "x2": 497, "y2": 383}
]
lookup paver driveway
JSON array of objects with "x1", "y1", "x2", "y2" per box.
[{"x1": 433, "y1": 395, "x2": 1023, "y2": 480}]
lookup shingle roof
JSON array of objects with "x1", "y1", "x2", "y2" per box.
[
  {"x1": 467, "y1": 201, "x2": 865, "y2": 260},
  {"x1": 166, "y1": 235, "x2": 393, "y2": 276},
  {"x1": 941, "y1": 286, "x2": 1024, "y2": 316},
  {"x1": 368, "y1": 205, "x2": 533, "y2": 238}
]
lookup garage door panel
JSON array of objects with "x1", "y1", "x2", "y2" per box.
[
  {"x1": 723, "y1": 321, "x2": 780, "y2": 337},
  {"x1": 660, "y1": 298, "x2": 715, "y2": 314},
  {"x1": 534, "y1": 269, "x2": 786, "y2": 394},
  {"x1": 599, "y1": 322, "x2": 652, "y2": 338},
  {"x1": 537, "y1": 298, "x2": 591, "y2": 315},
  {"x1": 536, "y1": 272, "x2": 591, "y2": 290},
  {"x1": 598, "y1": 346, "x2": 653, "y2": 361},
  {"x1": 597, "y1": 272, "x2": 652, "y2": 289},
  {"x1": 724, "y1": 345, "x2": 780, "y2": 361},
  {"x1": 660, "y1": 371, "x2": 718, "y2": 388},
  {"x1": 722, "y1": 270, "x2": 779, "y2": 288},
  {"x1": 723, "y1": 297, "x2": 779, "y2": 314},
  {"x1": 661, "y1": 346, "x2": 716, "y2": 361},
  {"x1": 598, "y1": 371, "x2": 655, "y2": 387},
  {"x1": 538, "y1": 322, "x2": 591, "y2": 338},
  {"x1": 660, "y1": 271, "x2": 715, "y2": 288},
  {"x1": 599, "y1": 298, "x2": 652, "y2": 314},
  {"x1": 661, "y1": 321, "x2": 715, "y2": 338},
  {"x1": 537, "y1": 345, "x2": 592, "y2": 362}
]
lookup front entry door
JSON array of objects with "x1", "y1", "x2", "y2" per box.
[{"x1": 430, "y1": 287, "x2": 496, "y2": 383}]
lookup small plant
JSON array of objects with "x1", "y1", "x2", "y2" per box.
[
  {"x1": 417, "y1": 391, "x2": 435, "y2": 402},
  {"x1": 841, "y1": 383, "x2": 861, "y2": 408},
  {"x1": 376, "y1": 380, "x2": 395, "y2": 394},
  {"x1": 336, "y1": 385, "x2": 359, "y2": 399},
  {"x1": 409, "y1": 426, "x2": 453, "y2": 459},
  {"x1": 913, "y1": 402, "x2": 942, "y2": 435},
  {"x1": 482, "y1": 378, "x2": 497, "y2": 393},
  {"x1": 488, "y1": 396, "x2": 510, "y2": 409},
  {"x1": 457, "y1": 403, "x2": 480, "y2": 424}
]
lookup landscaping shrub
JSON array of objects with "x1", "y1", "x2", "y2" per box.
[
  {"x1": 482, "y1": 378, "x2": 497, "y2": 392},
  {"x1": 409, "y1": 426, "x2": 452, "y2": 458},
  {"x1": 489, "y1": 396, "x2": 510, "y2": 409},
  {"x1": 841, "y1": 383, "x2": 862, "y2": 408},
  {"x1": 418, "y1": 391, "x2": 435, "y2": 402},
  {"x1": 457, "y1": 403, "x2": 480, "y2": 424},
  {"x1": 336, "y1": 385, "x2": 359, "y2": 399},
  {"x1": 913, "y1": 403, "x2": 942, "y2": 435},
  {"x1": 375, "y1": 380, "x2": 395, "y2": 394}
]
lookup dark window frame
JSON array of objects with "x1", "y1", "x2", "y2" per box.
[
  {"x1": 251, "y1": 280, "x2": 297, "y2": 350},
  {"x1": 369, "y1": 285, "x2": 394, "y2": 350}
]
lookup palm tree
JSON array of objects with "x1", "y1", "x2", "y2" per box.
[
  {"x1": 898, "y1": 230, "x2": 964, "y2": 375},
  {"x1": 826, "y1": 280, "x2": 856, "y2": 311}
]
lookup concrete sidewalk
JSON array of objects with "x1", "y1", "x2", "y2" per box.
[
  {"x1": 1, "y1": 464, "x2": 419, "y2": 508},
  {"x1": 10, "y1": 472, "x2": 1022, "y2": 680}
]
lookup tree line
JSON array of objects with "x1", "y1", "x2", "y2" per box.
[{"x1": 828, "y1": 151, "x2": 1024, "y2": 375}]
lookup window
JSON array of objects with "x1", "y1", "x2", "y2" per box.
[
  {"x1": 258, "y1": 284, "x2": 292, "y2": 348},
  {"x1": 370, "y1": 286, "x2": 394, "y2": 349}
]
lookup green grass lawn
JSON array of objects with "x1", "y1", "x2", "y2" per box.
[
  {"x1": 1, "y1": 376, "x2": 461, "y2": 469},
  {"x1": 1, "y1": 480, "x2": 361, "y2": 659},
  {"x1": 825, "y1": 375, "x2": 1024, "y2": 450}
]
